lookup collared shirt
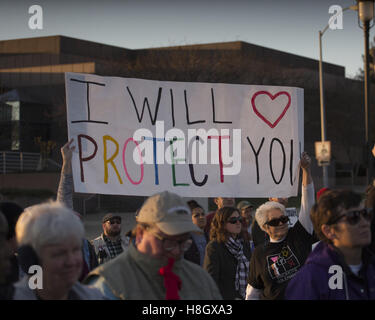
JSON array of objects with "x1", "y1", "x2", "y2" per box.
[{"x1": 103, "y1": 235, "x2": 123, "y2": 259}]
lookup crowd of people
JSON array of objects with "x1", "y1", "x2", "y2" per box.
[{"x1": 0, "y1": 139, "x2": 374, "y2": 300}]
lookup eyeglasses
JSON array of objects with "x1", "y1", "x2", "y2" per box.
[
  {"x1": 227, "y1": 216, "x2": 242, "y2": 224},
  {"x1": 193, "y1": 213, "x2": 205, "y2": 218},
  {"x1": 108, "y1": 219, "x2": 121, "y2": 225},
  {"x1": 327, "y1": 208, "x2": 373, "y2": 226},
  {"x1": 265, "y1": 215, "x2": 289, "y2": 227},
  {"x1": 150, "y1": 231, "x2": 193, "y2": 252}
]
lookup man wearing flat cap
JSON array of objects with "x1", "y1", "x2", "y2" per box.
[
  {"x1": 91, "y1": 213, "x2": 129, "y2": 265},
  {"x1": 86, "y1": 191, "x2": 222, "y2": 300}
]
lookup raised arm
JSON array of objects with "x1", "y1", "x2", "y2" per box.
[
  {"x1": 57, "y1": 139, "x2": 75, "y2": 209},
  {"x1": 298, "y1": 152, "x2": 315, "y2": 234}
]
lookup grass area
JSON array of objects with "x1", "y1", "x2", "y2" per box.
[{"x1": 0, "y1": 188, "x2": 56, "y2": 198}]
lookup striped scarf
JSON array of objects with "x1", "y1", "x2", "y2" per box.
[{"x1": 225, "y1": 237, "x2": 250, "y2": 299}]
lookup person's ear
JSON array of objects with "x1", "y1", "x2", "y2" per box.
[
  {"x1": 321, "y1": 224, "x2": 337, "y2": 242},
  {"x1": 260, "y1": 223, "x2": 268, "y2": 233},
  {"x1": 135, "y1": 226, "x2": 145, "y2": 245}
]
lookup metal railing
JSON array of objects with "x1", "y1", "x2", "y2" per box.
[{"x1": 0, "y1": 151, "x2": 41, "y2": 173}]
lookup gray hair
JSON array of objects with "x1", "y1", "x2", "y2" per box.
[
  {"x1": 255, "y1": 201, "x2": 286, "y2": 231},
  {"x1": 15, "y1": 202, "x2": 84, "y2": 255}
]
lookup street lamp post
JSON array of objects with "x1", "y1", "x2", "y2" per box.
[
  {"x1": 357, "y1": 0, "x2": 375, "y2": 185},
  {"x1": 318, "y1": 30, "x2": 329, "y2": 187}
]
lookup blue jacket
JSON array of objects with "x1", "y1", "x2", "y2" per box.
[{"x1": 285, "y1": 241, "x2": 375, "y2": 300}]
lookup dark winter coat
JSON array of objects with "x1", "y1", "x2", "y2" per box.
[
  {"x1": 285, "y1": 241, "x2": 375, "y2": 300},
  {"x1": 204, "y1": 239, "x2": 251, "y2": 300}
]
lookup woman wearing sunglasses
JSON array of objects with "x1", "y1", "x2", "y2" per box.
[
  {"x1": 246, "y1": 152, "x2": 315, "y2": 300},
  {"x1": 204, "y1": 207, "x2": 251, "y2": 299},
  {"x1": 285, "y1": 189, "x2": 375, "y2": 300},
  {"x1": 184, "y1": 200, "x2": 208, "y2": 266}
]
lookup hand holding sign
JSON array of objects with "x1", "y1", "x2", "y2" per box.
[
  {"x1": 61, "y1": 138, "x2": 75, "y2": 174},
  {"x1": 300, "y1": 152, "x2": 311, "y2": 170},
  {"x1": 300, "y1": 151, "x2": 312, "y2": 187}
]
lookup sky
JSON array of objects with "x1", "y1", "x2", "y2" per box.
[{"x1": 0, "y1": 0, "x2": 373, "y2": 78}]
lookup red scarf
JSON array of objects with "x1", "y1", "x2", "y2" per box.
[{"x1": 158, "y1": 258, "x2": 182, "y2": 300}]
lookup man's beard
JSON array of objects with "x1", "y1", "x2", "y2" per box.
[{"x1": 106, "y1": 229, "x2": 121, "y2": 238}]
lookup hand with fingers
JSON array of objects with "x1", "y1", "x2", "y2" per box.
[
  {"x1": 300, "y1": 151, "x2": 311, "y2": 171},
  {"x1": 300, "y1": 151, "x2": 312, "y2": 186},
  {"x1": 61, "y1": 139, "x2": 75, "y2": 174}
]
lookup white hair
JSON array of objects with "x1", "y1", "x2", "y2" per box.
[
  {"x1": 255, "y1": 201, "x2": 286, "y2": 231},
  {"x1": 16, "y1": 201, "x2": 84, "y2": 255}
]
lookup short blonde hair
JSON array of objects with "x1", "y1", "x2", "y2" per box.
[{"x1": 16, "y1": 202, "x2": 84, "y2": 255}]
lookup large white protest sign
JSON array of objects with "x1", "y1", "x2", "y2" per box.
[{"x1": 65, "y1": 72, "x2": 304, "y2": 198}]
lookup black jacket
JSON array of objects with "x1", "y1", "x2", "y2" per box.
[
  {"x1": 203, "y1": 239, "x2": 252, "y2": 300},
  {"x1": 251, "y1": 220, "x2": 269, "y2": 247}
]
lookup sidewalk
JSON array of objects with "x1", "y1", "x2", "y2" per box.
[{"x1": 82, "y1": 212, "x2": 136, "y2": 241}]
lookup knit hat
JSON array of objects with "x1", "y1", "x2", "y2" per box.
[
  {"x1": 102, "y1": 213, "x2": 122, "y2": 224},
  {"x1": 317, "y1": 187, "x2": 330, "y2": 201},
  {"x1": 137, "y1": 191, "x2": 200, "y2": 235}
]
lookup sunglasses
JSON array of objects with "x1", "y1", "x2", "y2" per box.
[
  {"x1": 108, "y1": 218, "x2": 121, "y2": 225},
  {"x1": 151, "y1": 231, "x2": 193, "y2": 252},
  {"x1": 328, "y1": 208, "x2": 373, "y2": 226},
  {"x1": 227, "y1": 216, "x2": 242, "y2": 224},
  {"x1": 265, "y1": 215, "x2": 289, "y2": 227}
]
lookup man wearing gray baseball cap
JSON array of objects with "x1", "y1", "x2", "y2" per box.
[{"x1": 85, "y1": 191, "x2": 222, "y2": 300}]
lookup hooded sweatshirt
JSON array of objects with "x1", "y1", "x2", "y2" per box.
[{"x1": 285, "y1": 241, "x2": 375, "y2": 300}]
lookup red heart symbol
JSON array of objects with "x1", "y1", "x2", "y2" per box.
[{"x1": 251, "y1": 91, "x2": 291, "y2": 128}]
